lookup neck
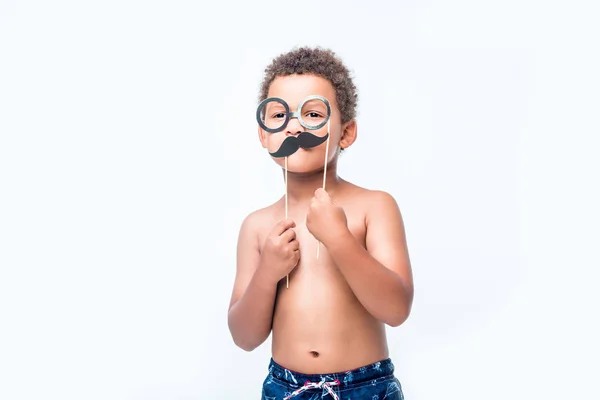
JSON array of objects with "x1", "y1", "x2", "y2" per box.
[{"x1": 283, "y1": 160, "x2": 342, "y2": 203}]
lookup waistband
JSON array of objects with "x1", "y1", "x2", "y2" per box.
[{"x1": 267, "y1": 357, "x2": 395, "y2": 387}]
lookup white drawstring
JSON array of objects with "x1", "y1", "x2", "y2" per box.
[{"x1": 283, "y1": 378, "x2": 341, "y2": 400}]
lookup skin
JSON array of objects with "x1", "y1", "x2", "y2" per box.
[{"x1": 227, "y1": 74, "x2": 414, "y2": 374}]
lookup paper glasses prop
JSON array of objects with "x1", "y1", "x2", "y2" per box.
[{"x1": 256, "y1": 95, "x2": 332, "y2": 287}]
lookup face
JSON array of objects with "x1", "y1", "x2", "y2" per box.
[{"x1": 258, "y1": 74, "x2": 356, "y2": 173}]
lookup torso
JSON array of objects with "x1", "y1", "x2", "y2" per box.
[{"x1": 255, "y1": 182, "x2": 389, "y2": 374}]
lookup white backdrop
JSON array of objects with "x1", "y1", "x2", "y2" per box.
[{"x1": 1, "y1": 1, "x2": 598, "y2": 399}]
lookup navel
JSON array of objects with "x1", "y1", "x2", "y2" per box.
[{"x1": 309, "y1": 350, "x2": 320, "y2": 358}]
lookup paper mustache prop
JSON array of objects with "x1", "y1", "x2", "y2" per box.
[{"x1": 268, "y1": 131, "x2": 329, "y2": 158}]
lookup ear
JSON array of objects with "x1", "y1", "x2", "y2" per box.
[
  {"x1": 339, "y1": 119, "x2": 357, "y2": 150},
  {"x1": 258, "y1": 125, "x2": 268, "y2": 149}
]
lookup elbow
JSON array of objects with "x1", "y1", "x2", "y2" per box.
[
  {"x1": 385, "y1": 303, "x2": 412, "y2": 328},
  {"x1": 228, "y1": 315, "x2": 267, "y2": 352},
  {"x1": 231, "y1": 331, "x2": 269, "y2": 352},
  {"x1": 387, "y1": 286, "x2": 413, "y2": 327},
  {"x1": 386, "y1": 313, "x2": 408, "y2": 328},
  {"x1": 231, "y1": 329, "x2": 270, "y2": 352},
  {"x1": 232, "y1": 335, "x2": 260, "y2": 352},
  {"x1": 229, "y1": 325, "x2": 261, "y2": 351}
]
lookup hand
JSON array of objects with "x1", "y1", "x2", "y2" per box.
[
  {"x1": 306, "y1": 188, "x2": 350, "y2": 247},
  {"x1": 258, "y1": 219, "x2": 300, "y2": 284}
]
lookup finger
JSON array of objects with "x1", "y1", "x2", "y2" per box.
[
  {"x1": 290, "y1": 239, "x2": 300, "y2": 251},
  {"x1": 273, "y1": 219, "x2": 296, "y2": 235},
  {"x1": 314, "y1": 188, "x2": 329, "y2": 200},
  {"x1": 281, "y1": 228, "x2": 296, "y2": 242}
]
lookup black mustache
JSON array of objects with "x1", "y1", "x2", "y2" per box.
[{"x1": 269, "y1": 131, "x2": 329, "y2": 158}]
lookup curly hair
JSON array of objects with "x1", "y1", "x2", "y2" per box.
[{"x1": 258, "y1": 47, "x2": 358, "y2": 124}]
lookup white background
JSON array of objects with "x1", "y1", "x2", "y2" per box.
[{"x1": 1, "y1": 1, "x2": 599, "y2": 399}]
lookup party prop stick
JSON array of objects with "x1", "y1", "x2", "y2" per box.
[
  {"x1": 316, "y1": 120, "x2": 331, "y2": 259},
  {"x1": 285, "y1": 156, "x2": 289, "y2": 288}
]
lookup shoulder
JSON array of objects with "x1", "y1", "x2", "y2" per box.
[
  {"x1": 342, "y1": 183, "x2": 401, "y2": 212},
  {"x1": 240, "y1": 207, "x2": 269, "y2": 231},
  {"x1": 237, "y1": 203, "x2": 280, "y2": 253},
  {"x1": 338, "y1": 182, "x2": 403, "y2": 225},
  {"x1": 364, "y1": 190, "x2": 402, "y2": 220},
  {"x1": 357, "y1": 190, "x2": 408, "y2": 253},
  {"x1": 236, "y1": 209, "x2": 266, "y2": 252},
  {"x1": 364, "y1": 189, "x2": 400, "y2": 207},
  {"x1": 238, "y1": 202, "x2": 280, "y2": 236},
  {"x1": 341, "y1": 185, "x2": 402, "y2": 224},
  {"x1": 360, "y1": 188, "x2": 398, "y2": 203}
]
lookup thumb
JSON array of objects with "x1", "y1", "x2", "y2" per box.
[{"x1": 314, "y1": 188, "x2": 330, "y2": 200}]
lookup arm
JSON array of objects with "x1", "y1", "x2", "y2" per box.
[
  {"x1": 227, "y1": 214, "x2": 277, "y2": 351},
  {"x1": 327, "y1": 191, "x2": 414, "y2": 327}
]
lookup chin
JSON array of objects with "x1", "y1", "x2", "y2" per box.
[{"x1": 287, "y1": 165, "x2": 324, "y2": 175}]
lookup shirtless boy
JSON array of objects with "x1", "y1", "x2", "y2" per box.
[{"x1": 228, "y1": 47, "x2": 414, "y2": 399}]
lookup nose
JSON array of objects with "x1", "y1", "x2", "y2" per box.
[{"x1": 285, "y1": 115, "x2": 303, "y2": 136}]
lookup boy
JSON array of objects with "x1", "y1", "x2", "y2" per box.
[{"x1": 228, "y1": 47, "x2": 414, "y2": 399}]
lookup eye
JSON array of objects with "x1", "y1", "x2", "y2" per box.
[{"x1": 272, "y1": 113, "x2": 286, "y2": 119}]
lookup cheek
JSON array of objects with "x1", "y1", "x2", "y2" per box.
[
  {"x1": 265, "y1": 133, "x2": 285, "y2": 150},
  {"x1": 328, "y1": 126, "x2": 344, "y2": 146}
]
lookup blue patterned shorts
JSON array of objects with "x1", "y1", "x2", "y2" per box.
[{"x1": 261, "y1": 358, "x2": 404, "y2": 400}]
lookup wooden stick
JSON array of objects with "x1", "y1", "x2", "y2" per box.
[
  {"x1": 316, "y1": 120, "x2": 331, "y2": 259},
  {"x1": 285, "y1": 156, "x2": 289, "y2": 288}
]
